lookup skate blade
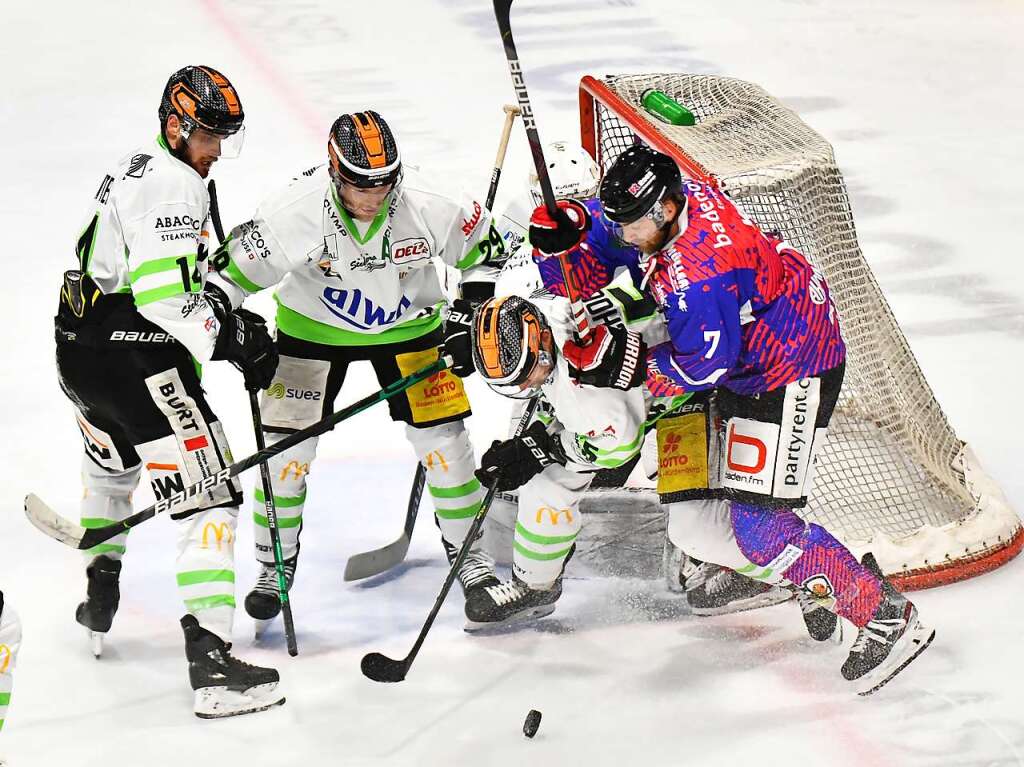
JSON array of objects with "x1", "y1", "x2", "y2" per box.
[
  {"x1": 194, "y1": 683, "x2": 286, "y2": 719},
  {"x1": 689, "y1": 587, "x2": 793, "y2": 617},
  {"x1": 464, "y1": 603, "x2": 557, "y2": 633},
  {"x1": 856, "y1": 622, "x2": 936, "y2": 696},
  {"x1": 253, "y1": 618, "x2": 276, "y2": 639},
  {"x1": 85, "y1": 628, "x2": 105, "y2": 658}
]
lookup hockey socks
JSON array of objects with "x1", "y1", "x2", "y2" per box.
[{"x1": 729, "y1": 502, "x2": 883, "y2": 627}]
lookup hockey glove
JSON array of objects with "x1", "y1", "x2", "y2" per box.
[
  {"x1": 442, "y1": 297, "x2": 476, "y2": 378},
  {"x1": 529, "y1": 199, "x2": 591, "y2": 258},
  {"x1": 206, "y1": 283, "x2": 279, "y2": 391},
  {"x1": 475, "y1": 421, "x2": 568, "y2": 492},
  {"x1": 562, "y1": 323, "x2": 646, "y2": 391}
]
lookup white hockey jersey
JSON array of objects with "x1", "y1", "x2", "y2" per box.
[
  {"x1": 496, "y1": 251, "x2": 680, "y2": 474},
  {"x1": 215, "y1": 165, "x2": 504, "y2": 345},
  {"x1": 74, "y1": 136, "x2": 221, "y2": 361}
]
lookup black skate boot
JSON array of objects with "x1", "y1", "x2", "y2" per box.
[
  {"x1": 181, "y1": 614, "x2": 285, "y2": 719},
  {"x1": 464, "y1": 575, "x2": 562, "y2": 631},
  {"x1": 244, "y1": 557, "x2": 296, "y2": 637},
  {"x1": 662, "y1": 542, "x2": 702, "y2": 594},
  {"x1": 685, "y1": 563, "x2": 792, "y2": 616},
  {"x1": 793, "y1": 587, "x2": 842, "y2": 643},
  {"x1": 442, "y1": 538, "x2": 500, "y2": 600},
  {"x1": 840, "y1": 553, "x2": 934, "y2": 695},
  {"x1": 75, "y1": 555, "x2": 122, "y2": 657}
]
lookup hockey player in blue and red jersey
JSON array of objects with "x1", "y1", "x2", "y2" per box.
[
  {"x1": 491, "y1": 142, "x2": 792, "y2": 621},
  {"x1": 549, "y1": 143, "x2": 934, "y2": 695}
]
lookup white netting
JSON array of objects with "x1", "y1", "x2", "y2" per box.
[{"x1": 578, "y1": 73, "x2": 1020, "y2": 586}]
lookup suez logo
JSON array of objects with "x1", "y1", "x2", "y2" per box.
[
  {"x1": 721, "y1": 378, "x2": 821, "y2": 498},
  {"x1": 266, "y1": 382, "x2": 322, "y2": 401}
]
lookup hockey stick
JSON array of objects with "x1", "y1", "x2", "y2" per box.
[
  {"x1": 249, "y1": 392, "x2": 299, "y2": 656},
  {"x1": 494, "y1": 0, "x2": 592, "y2": 345},
  {"x1": 361, "y1": 395, "x2": 540, "y2": 683},
  {"x1": 25, "y1": 357, "x2": 452, "y2": 550},
  {"x1": 342, "y1": 104, "x2": 522, "y2": 582},
  {"x1": 208, "y1": 180, "x2": 300, "y2": 656}
]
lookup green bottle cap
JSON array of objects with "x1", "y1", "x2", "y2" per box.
[{"x1": 641, "y1": 89, "x2": 695, "y2": 127}]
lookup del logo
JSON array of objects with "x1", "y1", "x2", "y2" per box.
[
  {"x1": 391, "y1": 237, "x2": 430, "y2": 265},
  {"x1": 461, "y1": 201, "x2": 482, "y2": 237},
  {"x1": 201, "y1": 522, "x2": 233, "y2": 550},
  {"x1": 320, "y1": 288, "x2": 411, "y2": 330}
]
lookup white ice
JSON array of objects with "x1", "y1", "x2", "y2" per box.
[{"x1": 1, "y1": 0, "x2": 1023, "y2": 765}]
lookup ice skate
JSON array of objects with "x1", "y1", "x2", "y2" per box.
[
  {"x1": 841, "y1": 554, "x2": 934, "y2": 695},
  {"x1": 464, "y1": 575, "x2": 561, "y2": 631},
  {"x1": 442, "y1": 539, "x2": 500, "y2": 602},
  {"x1": 685, "y1": 563, "x2": 792, "y2": 616},
  {"x1": 662, "y1": 542, "x2": 702, "y2": 594},
  {"x1": 75, "y1": 555, "x2": 121, "y2": 658},
  {"x1": 244, "y1": 558, "x2": 296, "y2": 637},
  {"x1": 181, "y1": 615, "x2": 284, "y2": 719},
  {"x1": 793, "y1": 586, "x2": 842, "y2": 643}
]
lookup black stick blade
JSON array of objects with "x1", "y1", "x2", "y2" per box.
[{"x1": 361, "y1": 652, "x2": 409, "y2": 683}]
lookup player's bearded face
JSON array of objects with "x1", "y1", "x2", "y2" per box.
[
  {"x1": 620, "y1": 215, "x2": 663, "y2": 253},
  {"x1": 340, "y1": 182, "x2": 393, "y2": 222},
  {"x1": 181, "y1": 128, "x2": 225, "y2": 179}
]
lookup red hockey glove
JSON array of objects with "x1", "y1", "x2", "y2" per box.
[
  {"x1": 529, "y1": 198, "x2": 592, "y2": 258},
  {"x1": 561, "y1": 323, "x2": 646, "y2": 391}
]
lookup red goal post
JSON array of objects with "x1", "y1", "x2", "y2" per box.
[{"x1": 577, "y1": 73, "x2": 1022, "y2": 590}]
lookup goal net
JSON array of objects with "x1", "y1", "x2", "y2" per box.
[{"x1": 576, "y1": 73, "x2": 1021, "y2": 590}]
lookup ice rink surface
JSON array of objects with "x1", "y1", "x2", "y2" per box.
[{"x1": 1, "y1": 0, "x2": 1023, "y2": 764}]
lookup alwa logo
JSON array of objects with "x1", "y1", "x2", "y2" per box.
[{"x1": 321, "y1": 287, "x2": 411, "y2": 330}]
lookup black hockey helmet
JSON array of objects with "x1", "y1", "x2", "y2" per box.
[
  {"x1": 599, "y1": 144, "x2": 681, "y2": 225},
  {"x1": 328, "y1": 111, "x2": 403, "y2": 190},
  {"x1": 159, "y1": 65, "x2": 245, "y2": 138}
]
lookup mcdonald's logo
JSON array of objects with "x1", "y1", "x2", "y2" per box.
[
  {"x1": 0, "y1": 644, "x2": 12, "y2": 674},
  {"x1": 201, "y1": 522, "x2": 233, "y2": 550},
  {"x1": 279, "y1": 461, "x2": 309, "y2": 481},
  {"x1": 424, "y1": 450, "x2": 449, "y2": 472},
  {"x1": 535, "y1": 506, "x2": 573, "y2": 525}
]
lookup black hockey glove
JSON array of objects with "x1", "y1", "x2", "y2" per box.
[
  {"x1": 475, "y1": 421, "x2": 567, "y2": 492},
  {"x1": 529, "y1": 198, "x2": 591, "y2": 257},
  {"x1": 206, "y1": 283, "x2": 279, "y2": 391},
  {"x1": 442, "y1": 297, "x2": 476, "y2": 377},
  {"x1": 561, "y1": 323, "x2": 646, "y2": 391}
]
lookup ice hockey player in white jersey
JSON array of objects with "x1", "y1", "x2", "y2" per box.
[
  {"x1": 467, "y1": 291, "x2": 650, "y2": 627},
  {"x1": 54, "y1": 66, "x2": 283, "y2": 718},
  {"x1": 210, "y1": 111, "x2": 509, "y2": 624},
  {"x1": 0, "y1": 591, "x2": 20, "y2": 732}
]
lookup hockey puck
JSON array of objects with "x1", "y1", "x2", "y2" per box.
[{"x1": 523, "y1": 709, "x2": 542, "y2": 738}]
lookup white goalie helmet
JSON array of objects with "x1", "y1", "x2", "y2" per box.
[{"x1": 529, "y1": 141, "x2": 601, "y2": 206}]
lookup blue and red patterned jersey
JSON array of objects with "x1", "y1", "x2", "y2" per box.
[
  {"x1": 534, "y1": 198, "x2": 643, "y2": 299},
  {"x1": 645, "y1": 180, "x2": 845, "y2": 397}
]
